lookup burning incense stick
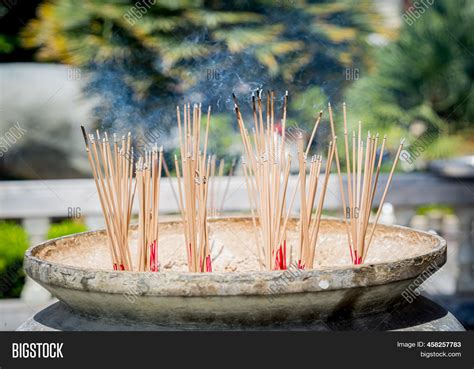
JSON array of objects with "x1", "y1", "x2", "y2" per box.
[
  {"x1": 329, "y1": 103, "x2": 404, "y2": 264},
  {"x1": 136, "y1": 146, "x2": 163, "y2": 272},
  {"x1": 234, "y1": 90, "x2": 337, "y2": 270},
  {"x1": 80, "y1": 126, "x2": 135, "y2": 271},
  {"x1": 233, "y1": 90, "x2": 296, "y2": 271},
  {"x1": 174, "y1": 103, "x2": 213, "y2": 272}
]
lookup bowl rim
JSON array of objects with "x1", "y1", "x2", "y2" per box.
[{"x1": 24, "y1": 216, "x2": 447, "y2": 296}]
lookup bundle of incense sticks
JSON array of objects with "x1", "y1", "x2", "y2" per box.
[
  {"x1": 233, "y1": 90, "x2": 299, "y2": 271},
  {"x1": 296, "y1": 132, "x2": 337, "y2": 270},
  {"x1": 174, "y1": 103, "x2": 213, "y2": 272},
  {"x1": 329, "y1": 103, "x2": 404, "y2": 265},
  {"x1": 80, "y1": 126, "x2": 135, "y2": 271},
  {"x1": 136, "y1": 146, "x2": 163, "y2": 272}
]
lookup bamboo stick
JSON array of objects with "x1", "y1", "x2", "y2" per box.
[
  {"x1": 234, "y1": 90, "x2": 295, "y2": 270},
  {"x1": 81, "y1": 126, "x2": 135, "y2": 271},
  {"x1": 174, "y1": 104, "x2": 213, "y2": 272},
  {"x1": 330, "y1": 103, "x2": 404, "y2": 264}
]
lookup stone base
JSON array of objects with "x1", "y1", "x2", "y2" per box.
[{"x1": 17, "y1": 296, "x2": 465, "y2": 331}]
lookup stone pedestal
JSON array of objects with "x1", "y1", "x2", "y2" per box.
[{"x1": 17, "y1": 297, "x2": 465, "y2": 331}]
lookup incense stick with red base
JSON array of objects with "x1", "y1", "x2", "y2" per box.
[
  {"x1": 329, "y1": 103, "x2": 404, "y2": 265},
  {"x1": 136, "y1": 146, "x2": 163, "y2": 272},
  {"x1": 81, "y1": 126, "x2": 135, "y2": 271},
  {"x1": 233, "y1": 90, "x2": 296, "y2": 271},
  {"x1": 296, "y1": 133, "x2": 337, "y2": 270},
  {"x1": 174, "y1": 103, "x2": 213, "y2": 273}
]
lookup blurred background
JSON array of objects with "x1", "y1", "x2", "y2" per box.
[{"x1": 0, "y1": 0, "x2": 472, "y2": 329}]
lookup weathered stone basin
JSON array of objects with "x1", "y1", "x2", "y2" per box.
[{"x1": 24, "y1": 217, "x2": 446, "y2": 327}]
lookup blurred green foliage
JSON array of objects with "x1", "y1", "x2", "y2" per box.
[
  {"x1": 22, "y1": 0, "x2": 384, "y2": 87},
  {"x1": 17, "y1": 0, "x2": 472, "y2": 160},
  {"x1": 0, "y1": 222, "x2": 29, "y2": 298},
  {"x1": 416, "y1": 204, "x2": 454, "y2": 216},
  {"x1": 47, "y1": 220, "x2": 87, "y2": 239},
  {"x1": 205, "y1": 113, "x2": 240, "y2": 165},
  {"x1": 21, "y1": 0, "x2": 385, "y2": 134},
  {"x1": 345, "y1": 0, "x2": 473, "y2": 160},
  {"x1": 0, "y1": 34, "x2": 15, "y2": 53}
]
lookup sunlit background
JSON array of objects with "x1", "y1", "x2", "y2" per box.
[{"x1": 0, "y1": 0, "x2": 472, "y2": 330}]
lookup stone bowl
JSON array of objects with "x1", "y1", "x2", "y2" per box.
[{"x1": 24, "y1": 217, "x2": 446, "y2": 327}]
